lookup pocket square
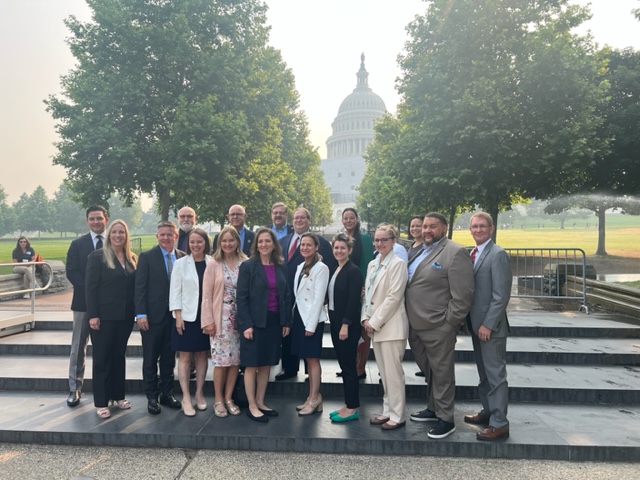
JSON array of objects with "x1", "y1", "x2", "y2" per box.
[{"x1": 431, "y1": 262, "x2": 443, "y2": 269}]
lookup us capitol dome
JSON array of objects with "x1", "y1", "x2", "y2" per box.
[{"x1": 321, "y1": 54, "x2": 386, "y2": 211}]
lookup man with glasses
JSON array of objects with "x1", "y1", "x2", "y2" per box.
[
  {"x1": 275, "y1": 207, "x2": 336, "y2": 381},
  {"x1": 464, "y1": 212, "x2": 512, "y2": 441},
  {"x1": 213, "y1": 204, "x2": 254, "y2": 255},
  {"x1": 405, "y1": 212, "x2": 474, "y2": 439},
  {"x1": 270, "y1": 202, "x2": 294, "y2": 240},
  {"x1": 177, "y1": 206, "x2": 197, "y2": 252}
]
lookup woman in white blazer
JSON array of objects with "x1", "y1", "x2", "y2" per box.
[
  {"x1": 362, "y1": 224, "x2": 409, "y2": 430},
  {"x1": 292, "y1": 233, "x2": 329, "y2": 416},
  {"x1": 169, "y1": 228, "x2": 212, "y2": 417}
]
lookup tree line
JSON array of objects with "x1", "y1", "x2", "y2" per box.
[{"x1": 357, "y1": 0, "x2": 640, "y2": 255}]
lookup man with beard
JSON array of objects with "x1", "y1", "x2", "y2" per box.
[
  {"x1": 177, "y1": 206, "x2": 196, "y2": 252},
  {"x1": 405, "y1": 212, "x2": 473, "y2": 439},
  {"x1": 270, "y1": 202, "x2": 294, "y2": 240}
]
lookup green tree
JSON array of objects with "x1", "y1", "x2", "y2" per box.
[
  {"x1": 366, "y1": 0, "x2": 607, "y2": 240},
  {"x1": 46, "y1": 0, "x2": 330, "y2": 223},
  {"x1": 13, "y1": 186, "x2": 53, "y2": 237},
  {"x1": 544, "y1": 46, "x2": 640, "y2": 254},
  {"x1": 0, "y1": 185, "x2": 16, "y2": 236},
  {"x1": 52, "y1": 183, "x2": 87, "y2": 236},
  {"x1": 107, "y1": 193, "x2": 143, "y2": 232}
]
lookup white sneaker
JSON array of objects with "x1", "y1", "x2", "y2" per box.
[{"x1": 23, "y1": 294, "x2": 31, "y2": 299}]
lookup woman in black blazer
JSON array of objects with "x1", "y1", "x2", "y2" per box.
[
  {"x1": 86, "y1": 219, "x2": 137, "y2": 419},
  {"x1": 236, "y1": 228, "x2": 292, "y2": 423},
  {"x1": 327, "y1": 234, "x2": 364, "y2": 423}
]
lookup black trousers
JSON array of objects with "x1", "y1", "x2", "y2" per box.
[
  {"x1": 140, "y1": 311, "x2": 176, "y2": 400},
  {"x1": 90, "y1": 320, "x2": 134, "y2": 408},
  {"x1": 329, "y1": 311, "x2": 360, "y2": 409}
]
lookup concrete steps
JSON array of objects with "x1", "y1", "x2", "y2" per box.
[{"x1": 0, "y1": 308, "x2": 639, "y2": 461}]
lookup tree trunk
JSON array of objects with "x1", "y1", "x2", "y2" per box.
[
  {"x1": 447, "y1": 207, "x2": 456, "y2": 239},
  {"x1": 159, "y1": 190, "x2": 170, "y2": 222},
  {"x1": 559, "y1": 218, "x2": 565, "y2": 229},
  {"x1": 487, "y1": 205, "x2": 499, "y2": 243},
  {"x1": 595, "y1": 208, "x2": 607, "y2": 255}
]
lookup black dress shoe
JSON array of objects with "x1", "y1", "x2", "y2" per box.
[
  {"x1": 275, "y1": 371, "x2": 297, "y2": 381},
  {"x1": 159, "y1": 395, "x2": 181, "y2": 409},
  {"x1": 247, "y1": 410, "x2": 269, "y2": 423},
  {"x1": 148, "y1": 399, "x2": 161, "y2": 415},
  {"x1": 66, "y1": 390, "x2": 81, "y2": 407},
  {"x1": 259, "y1": 408, "x2": 279, "y2": 417},
  {"x1": 190, "y1": 369, "x2": 196, "y2": 380}
]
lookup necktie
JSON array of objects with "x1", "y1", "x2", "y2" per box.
[
  {"x1": 167, "y1": 252, "x2": 174, "y2": 278},
  {"x1": 470, "y1": 247, "x2": 478, "y2": 263},
  {"x1": 288, "y1": 236, "x2": 299, "y2": 261},
  {"x1": 95, "y1": 235, "x2": 103, "y2": 250}
]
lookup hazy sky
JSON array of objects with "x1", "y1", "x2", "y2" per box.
[{"x1": 1, "y1": 0, "x2": 639, "y2": 204}]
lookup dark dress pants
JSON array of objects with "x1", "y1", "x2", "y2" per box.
[
  {"x1": 90, "y1": 320, "x2": 134, "y2": 408},
  {"x1": 141, "y1": 311, "x2": 176, "y2": 400},
  {"x1": 329, "y1": 312, "x2": 360, "y2": 409}
]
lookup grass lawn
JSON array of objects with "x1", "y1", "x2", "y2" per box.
[{"x1": 0, "y1": 234, "x2": 158, "y2": 274}]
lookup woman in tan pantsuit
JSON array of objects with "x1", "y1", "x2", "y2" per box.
[{"x1": 361, "y1": 224, "x2": 409, "y2": 430}]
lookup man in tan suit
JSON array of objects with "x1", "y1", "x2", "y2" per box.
[{"x1": 406, "y1": 212, "x2": 474, "y2": 439}]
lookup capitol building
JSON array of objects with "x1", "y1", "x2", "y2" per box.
[{"x1": 321, "y1": 54, "x2": 386, "y2": 227}]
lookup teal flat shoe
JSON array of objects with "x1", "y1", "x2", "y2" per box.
[
  {"x1": 331, "y1": 411, "x2": 359, "y2": 423},
  {"x1": 329, "y1": 410, "x2": 339, "y2": 417}
]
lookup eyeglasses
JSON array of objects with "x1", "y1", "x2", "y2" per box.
[
  {"x1": 373, "y1": 237, "x2": 392, "y2": 244},
  {"x1": 228, "y1": 213, "x2": 245, "y2": 217},
  {"x1": 470, "y1": 224, "x2": 490, "y2": 230}
]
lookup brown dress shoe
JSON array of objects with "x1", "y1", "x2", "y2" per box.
[
  {"x1": 464, "y1": 412, "x2": 490, "y2": 424},
  {"x1": 370, "y1": 415, "x2": 390, "y2": 425},
  {"x1": 477, "y1": 425, "x2": 510, "y2": 441}
]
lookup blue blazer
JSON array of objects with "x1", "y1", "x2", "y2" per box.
[{"x1": 236, "y1": 258, "x2": 292, "y2": 331}]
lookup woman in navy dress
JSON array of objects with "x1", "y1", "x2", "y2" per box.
[
  {"x1": 169, "y1": 228, "x2": 211, "y2": 416},
  {"x1": 237, "y1": 228, "x2": 291, "y2": 423},
  {"x1": 292, "y1": 233, "x2": 329, "y2": 416}
]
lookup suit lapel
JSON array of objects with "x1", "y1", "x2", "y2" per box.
[
  {"x1": 411, "y1": 238, "x2": 447, "y2": 283},
  {"x1": 474, "y1": 241, "x2": 493, "y2": 273}
]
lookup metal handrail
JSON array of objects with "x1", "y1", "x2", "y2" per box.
[{"x1": 0, "y1": 261, "x2": 54, "y2": 311}]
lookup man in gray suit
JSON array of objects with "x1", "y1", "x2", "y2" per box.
[
  {"x1": 406, "y1": 212, "x2": 474, "y2": 439},
  {"x1": 464, "y1": 212, "x2": 512, "y2": 441},
  {"x1": 66, "y1": 205, "x2": 109, "y2": 407}
]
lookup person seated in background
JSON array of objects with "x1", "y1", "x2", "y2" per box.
[{"x1": 12, "y1": 236, "x2": 38, "y2": 299}]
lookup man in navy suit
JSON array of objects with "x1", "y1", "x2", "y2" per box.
[
  {"x1": 270, "y1": 202, "x2": 294, "y2": 240},
  {"x1": 135, "y1": 221, "x2": 185, "y2": 414},
  {"x1": 213, "y1": 204, "x2": 255, "y2": 255},
  {"x1": 66, "y1": 205, "x2": 109, "y2": 407},
  {"x1": 464, "y1": 212, "x2": 512, "y2": 441},
  {"x1": 275, "y1": 207, "x2": 337, "y2": 381}
]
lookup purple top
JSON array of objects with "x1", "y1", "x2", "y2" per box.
[{"x1": 263, "y1": 264, "x2": 279, "y2": 312}]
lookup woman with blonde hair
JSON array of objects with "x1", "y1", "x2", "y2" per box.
[
  {"x1": 361, "y1": 223, "x2": 409, "y2": 430},
  {"x1": 86, "y1": 219, "x2": 138, "y2": 419},
  {"x1": 201, "y1": 226, "x2": 247, "y2": 417}
]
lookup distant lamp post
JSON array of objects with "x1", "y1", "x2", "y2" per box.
[{"x1": 367, "y1": 202, "x2": 372, "y2": 235}]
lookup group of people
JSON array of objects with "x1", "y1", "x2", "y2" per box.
[{"x1": 62, "y1": 202, "x2": 512, "y2": 442}]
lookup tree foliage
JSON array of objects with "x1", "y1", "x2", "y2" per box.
[
  {"x1": 360, "y1": 0, "x2": 608, "y2": 239},
  {"x1": 12, "y1": 186, "x2": 54, "y2": 236},
  {"x1": 46, "y1": 0, "x2": 331, "y2": 223},
  {"x1": 0, "y1": 186, "x2": 16, "y2": 236},
  {"x1": 544, "y1": 46, "x2": 640, "y2": 255}
]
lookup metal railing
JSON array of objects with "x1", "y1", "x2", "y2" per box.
[
  {"x1": 505, "y1": 248, "x2": 588, "y2": 313},
  {"x1": 0, "y1": 261, "x2": 54, "y2": 304},
  {"x1": 130, "y1": 237, "x2": 142, "y2": 254}
]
